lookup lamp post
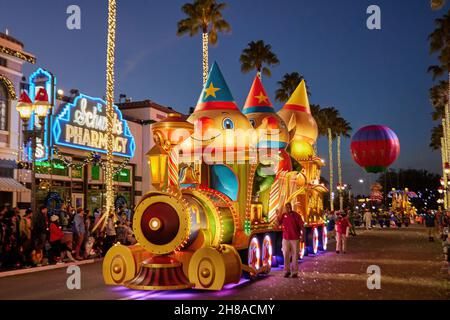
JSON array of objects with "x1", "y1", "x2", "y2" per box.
[
  {"x1": 16, "y1": 89, "x2": 50, "y2": 214},
  {"x1": 336, "y1": 183, "x2": 347, "y2": 211}
]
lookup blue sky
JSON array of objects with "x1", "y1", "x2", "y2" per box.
[{"x1": 0, "y1": 0, "x2": 447, "y2": 194}]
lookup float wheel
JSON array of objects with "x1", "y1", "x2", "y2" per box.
[
  {"x1": 243, "y1": 236, "x2": 261, "y2": 279},
  {"x1": 312, "y1": 227, "x2": 319, "y2": 254},
  {"x1": 321, "y1": 226, "x2": 328, "y2": 251},
  {"x1": 261, "y1": 235, "x2": 273, "y2": 274}
]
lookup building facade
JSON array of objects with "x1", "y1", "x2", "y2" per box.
[
  {"x1": 0, "y1": 31, "x2": 35, "y2": 206},
  {"x1": 16, "y1": 83, "x2": 181, "y2": 213}
]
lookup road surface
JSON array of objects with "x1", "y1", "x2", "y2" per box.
[{"x1": 0, "y1": 224, "x2": 448, "y2": 300}]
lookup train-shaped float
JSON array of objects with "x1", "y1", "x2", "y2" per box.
[{"x1": 103, "y1": 62, "x2": 329, "y2": 290}]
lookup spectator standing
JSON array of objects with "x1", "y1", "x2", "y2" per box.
[
  {"x1": 19, "y1": 209, "x2": 33, "y2": 267},
  {"x1": 335, "y1": 213, "x2": 352, "y2": 254},
  {"x1": 424, "y1": 210, "x2": 436, "y2": 242},
  {"x1": 123, "y1": 220, "x2": 136, "y2": 245},
  {"x1": 59, "y1": 204, "x2": 69, "y2": 231},
  {"x1": 72, "y1": 208, "x2": 86, "y2": 260},
  {"x1": 103, "y1": 213, "x2": 117, "y2": 253},
  {"x1": 277, "y1": 203, "x2": 304, "y2": 278},
  {"x1": 32, "y1": 206, "x2": 48, "y2": 259},
  {"x1": 363, "y1": 209, "x2": 372, "y2": 230},
  {"x1": 327, "y1": 211, "x2": 336, "y2": 240},
  {"x1": 49, "y1": 215, "x2": 75, "y2": 263}
]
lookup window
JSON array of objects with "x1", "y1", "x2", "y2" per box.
[
  {"x1": 113, "y1": 168, "x2": 131, "y2": 183},
  {"x1": 0, "y1": 83, "x2": 8, "y2": 131},
  {"x1": 0, "y1": 58, "x2": 6, "y2": 67}
]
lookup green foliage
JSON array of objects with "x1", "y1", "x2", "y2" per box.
[
  {"x1": 240, "y1": 40, "x2": 279, "y2": 77},
  {"x1": 176, "y1": 0, "x2": 231, "y2": 45}
]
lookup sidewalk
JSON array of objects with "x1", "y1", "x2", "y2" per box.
[{"x1": 0, "y1": 258, "x2": 101, "y2": 278}]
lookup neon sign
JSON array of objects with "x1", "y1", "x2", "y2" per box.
[
  {"x1": 53, "y1": 94, "x2": 135, "y2": 158},
  {"x1": 27, "y1": 68, "x2": 55, "y2": 161}
]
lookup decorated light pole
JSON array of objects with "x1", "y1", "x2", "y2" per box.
[
  {"x1": 105, "y1": 0, "x2": 117, "y2": 215},
  {"x1": 16, "y1": 89, "x2": 50, "y2": 213}
]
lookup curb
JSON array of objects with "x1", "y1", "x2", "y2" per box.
[{"x1": 0, "y1": 258, "x2": 101, "y2": 278}]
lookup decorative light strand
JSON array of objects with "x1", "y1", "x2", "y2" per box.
[
  {"x1": 0, "y1": 45, "x2": 36, "y2": 64},
  {"x1": 202, "y1": 32, "x2": 209, "y2": 85},
  {"x1": 328, "y1": 128, "x2": 334, "y2": 211},
  {"x1": 105, "y1": 0, "x2": 117, "y2": 215}
]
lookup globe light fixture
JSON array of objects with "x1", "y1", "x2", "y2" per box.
[{"x1": 16, "y1": 91, "x2": 34, "y2": 122}]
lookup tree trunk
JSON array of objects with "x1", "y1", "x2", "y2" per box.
[
  {"x1": 338, "y1": 134, "x2": 343, "y2": 211},
  {"x1": 202, "y1": 32, "x2": 209, "y2": 85},
  {"x1": 328, "y1": 128, "x2": 334, "y2": 211}
]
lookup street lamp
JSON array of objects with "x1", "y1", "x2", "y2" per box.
[{"x1": 16, "y1": 88, "x2": 50, "y2": 214}]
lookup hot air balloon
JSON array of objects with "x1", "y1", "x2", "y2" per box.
[{"x1": 350, "y1": 125, "x2": 400, "y2": 173}]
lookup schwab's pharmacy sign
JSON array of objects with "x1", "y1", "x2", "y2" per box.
[{"x1": 53, "y1": 94, "x2": 135, "y2": 157}]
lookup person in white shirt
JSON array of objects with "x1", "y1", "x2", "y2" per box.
[{"x1": 363, "y1": 210, "x2": 372, "y2": 230}]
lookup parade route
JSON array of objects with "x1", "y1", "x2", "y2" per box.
[{"x1": 0, "y1": 225, "x2": 447, "y2": 300}]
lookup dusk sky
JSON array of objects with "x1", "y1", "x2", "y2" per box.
[{"x1": 1, "y1": 0, "x2": 447, "y2": 195}]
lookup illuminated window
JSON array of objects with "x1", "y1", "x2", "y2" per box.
[
  {"x1": 91, "y1": 165, "x2": 101, "y2": 181},
  {"x1": 0, "y1": 83, "x2": 8, "y2": 131},
  {"x1": 113, "y1": 168, "x2": 131, "y2": 183}
]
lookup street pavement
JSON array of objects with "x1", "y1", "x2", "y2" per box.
[{"x1": 0, "y1": 224, "x2": 448, "y2": 300}]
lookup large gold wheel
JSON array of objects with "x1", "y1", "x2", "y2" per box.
[
  {"x1": 188, "y1": 245, "x2": 242, "y2": 291},
  {"x1": 103, "y1": 244, "x2": 151, "y2": 285},
  {"x1": 133, "y1": 191, "x2": 190, "y2": 255}
]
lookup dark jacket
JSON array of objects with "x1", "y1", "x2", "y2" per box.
[
  {"x1": 32, "y1": 212, "x2": 47, "y2": 237},
  {"x1": 424, "y1": 213, "x2": 435, "y2": 228}
]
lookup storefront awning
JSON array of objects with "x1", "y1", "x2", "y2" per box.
[{"x1": 0, "y1": 178, "x2": 29, "y2": 192}]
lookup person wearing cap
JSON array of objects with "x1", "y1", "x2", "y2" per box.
[
  {"x1": 49, "y1": 215, "x2": 75, "y2": 263},
  {"x1": 335, "y1": 212, "x2": 352, "y2": 254},
  {"x1": 72, "y1": 208, "x2": 86, "y2": 260},
  {"x1": 277, "y1": 203, "x2": 304, "y2": 278}
]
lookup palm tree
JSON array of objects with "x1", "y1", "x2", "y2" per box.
[
  {"x1": 428, "y1": 10, "x2": 450, "y2": 207},
  {"x1": 335, "y1": 117, "x2": 352, "y2": 211},
  {"x1": 430, "y1": 125, "x2": 443, "y2": 150},
  {"x1": 430, "y1": 80, "x2": 449, "y2": 120},
  {"x1": 428, "y1": 11, "x2": 450, "y2": 81},
  {"x1": 177, "y1": 0, "x2": 231, "y2": 84},
  {"x1": 275, "y1": 72, "x2": 310, "y2": 102},
  {"x1": 431, "y1": 0, "x2": 447, "y2": 10},
  {"x1": 239, "y1": 40, "x2": 279, "y2": 78},
  {"x1": 319, "y1": 107, "x2": 339, "y2": 211}
]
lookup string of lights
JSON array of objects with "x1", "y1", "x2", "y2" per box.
[
  {"x1": 105, "y1": 0, "x2": 117, "y2": 214},
  {"x1": 17, "y1": 147, "x2": 130, "y2": 175}
]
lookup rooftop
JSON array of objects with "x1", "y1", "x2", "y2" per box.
[
  {"x1": 116, "y1": 99, "x2": 182, "y2": 115},
  {"x1": 0, "y1": 32, "x2": 24, "y2": 47}
]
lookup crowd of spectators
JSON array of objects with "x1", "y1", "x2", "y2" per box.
[{"x1": 0, "y1": 204, "x2": 136, "y2": 271}]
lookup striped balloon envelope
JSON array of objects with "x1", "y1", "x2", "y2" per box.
[{"x1": 350, "y1": 125, "x2": 400, "y2": 173}]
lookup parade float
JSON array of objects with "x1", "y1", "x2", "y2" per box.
[
  {"x1": 389, "y1": 188, "x2": 417, "y2": 219},
  {"x1": 103, "y1": 62, "x2": 328, "y2": 291}
]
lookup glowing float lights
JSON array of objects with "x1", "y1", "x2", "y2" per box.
[
  {"x1": 299, "y1": 241, "x2": 305, "y2": 260},
  {"x1": 262, "y1": 235, "x2": 273, "y2": 267},
  {"x1": 248, "y1": 236, "x2": 261, "y2": 271},
  {"x1": 312, "y1": 228, "x2": 319, "y2": 254},
  {"x1": 322, "y1": 227, "x2": 328, "y2": 251}
]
